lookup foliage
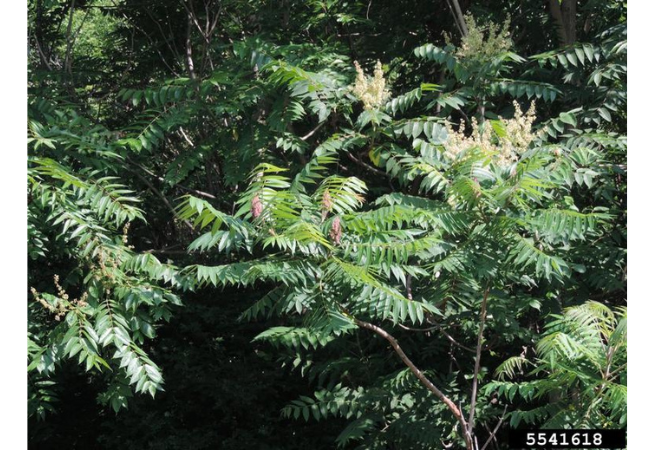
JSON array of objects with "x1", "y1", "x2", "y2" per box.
[
  {"x1": 28, "y1": 0, "x2": 626, "y2": 448},
  {"x1": 28, "y1": 96, "x2": 189, "y2": 418},
  {"x1": 487, "y1": 302, "x2": 626, "y2": 429}
]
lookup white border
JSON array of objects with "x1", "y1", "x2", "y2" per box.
[{"x1": 3, "y1": 0, "x2": 28, "y2": 448}]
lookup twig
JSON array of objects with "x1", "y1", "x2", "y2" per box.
[
  {"x1": 144, "y1": 7, "x2": 183, "y2": 64},
  {"x1": 426, "y1": 316, "x2": 476, "y2": 352},
  {"x1": 345, "y1": 152, "x2": 389, "y2": 177},
  {"x1": 480, "y1": 406, "x2": 508, "y2": 450},
  {"x1": 179, "y1": 127, "x2": 195, "y2": 146},
  {"x1": 300, "y1": 121, "x2": 326, "y2": 141},
  {"x1": 143, "y1": 246, "x2": 190, "y2": 255},
  {"x1": 401, "y1": 318, "x2": 476, "y2": 353},
  {"x1": 127, "y1": 167, "x2": 194, "y2": 231},
  {"x1": 126, "y1": 158, "x2": 217, "y2": 200},
  {"x1": 109, "y1": 0, "x2": 179, "y2": 76},
  {"x1": 397, "y1": 324, "x2": 438, "y2": 333}
]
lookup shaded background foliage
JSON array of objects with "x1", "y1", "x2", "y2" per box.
[
  {"x1": 30, "y1": 288, "x2": 345, "y2": 449},
  {"x1": 28, "y1": 0, "x2": 626, "y2": 448}
]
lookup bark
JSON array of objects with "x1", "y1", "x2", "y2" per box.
[
  {"x1": 186, "y1": 10, "x2": 196, "y2": 80},
  {"x1": 448, "y1": 0, "x2": 469, "y2": 37},
  {"x1": 468, "y1": 286, "x2": 490, "y2": 435},
  {"x1": 549, "y1": 0, "x2": 578, "y2": 46},
  {"x1": 63, "y1": 0, "x2": 76, "y2": 78},
  {"x1": 355, "y1": 318, "x2": 474, "y2": 449}
]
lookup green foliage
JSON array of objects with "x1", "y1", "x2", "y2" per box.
[
  {"x1": 28, "y1": 0, "x2": 626, "y2": 448},
  {"x1": 173, "y1": 18, "x2": 624, "y2": 446},
  {"x1": 28, "y1": 96, "x2": 188, "y2": 417},
  {"x1": 486, "y1": 302, "x2": 626, "y2": 428}
]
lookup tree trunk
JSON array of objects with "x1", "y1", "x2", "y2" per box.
[{"x1": 549, "y1": 0, "x2": 577, "y2": 46}]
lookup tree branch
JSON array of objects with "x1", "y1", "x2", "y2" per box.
[
  {"x1": 300, "y1": 121, "x2": 326, "y2": 141},
  {"x1": 354, "y1": 318, "x2": 473, "y2": 449},
  {"x1": 480, "y1": 406, "x2": 507, "y2": 450},
  {"x1": 126, "y1": 158, "x2": 217, "y2": 200},
  {"x1": 345, "y1": 152, "x2": 389, "y2": 177},
  {"x1": 185, "y1": 6, "x2": 197, "y2": 80},
  {"x1": 32, "y1": 34, "x2": 53, "y2": 71},
  {"x1": 63, "y1": 0, "x2": 76, "y2": 79},
  {"x1": 448, "y1": 0, "x2": 468, "y2": 37},
  {"x1": 425, "y1": 316, "x2": 476, "y2": 352},
  {"x1": 126, "y1": 167, "x2": 194, "y2": 231}
]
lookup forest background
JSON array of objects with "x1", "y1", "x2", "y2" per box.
[{"x1": 5, "y1": 0, "x2": 641, "y2": 448}]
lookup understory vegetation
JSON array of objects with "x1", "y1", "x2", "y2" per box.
[{"x1": 28, "y1": 0, "x2": 626, "y2": 448}]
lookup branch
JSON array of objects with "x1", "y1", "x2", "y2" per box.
[
  {"x1": 480, "y1": 406, "x2": 507, "y2": 450},
  {"x1": 185, "y1": 7, "x2": 197, "y2": 80},
  {"x1": 126, "y1": 167, "x2": 194, "y2": 231},
  {"x1": 126, "y1": 158, "x2": 217, "y2": 200},
  {"x1": 468, "y1": 285, "x2": 491, "y2": 435},
  {"x1": 448, "y1": 0, "x2": 468, "y2": 37},
  {"x1": 33, "y1": 35, "x2": 53, "y2": 71},
  {"x1": 345, "y1": 152, "x2": 389, "y2": 177},
  {"x1": 143, "y1": 245, "x2": 189, "y2": 255},
  {"x1": 178, "y1": 127, "x2": 195, "y2": 146},
  {"x1": 144, "y1": 7, "x2": 183, "y2": 64},
  {"x1": 181, "y1": 0, "x2": 205, "y2": 39},
  {"x1": 445, "y1": 0, "x2": 464, "y2": 38},
  {"x1": 425, "y1": 317, "x2": 476, "y2": 352},
  {"x1": 109, "y1": 0, "x2": 179, "y2": 76},
  {"x1": 354, "y1": 318, "x2": 473, "y2": 449},
  {"x1": 63, "y1": 0, "x2": 76, "y2": 77},
  {"x1": 397, "y1": 323, "x2": 438, "y2": 333},
  {"x1": 402, "y1": 314, "x2": 477, "y2": 353},
  {"x1": 300, "y1": 121, "x2": 326, "y2": 141}
]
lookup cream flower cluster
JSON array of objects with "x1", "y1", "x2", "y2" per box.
[
  {"x1": 455, "y1": 14, "x2": 512, "y2": 63},
  {"x1": 352, "y1": 61, "x2": 390, "y2": 110},
  {"x1": 499, "y1": 101, "x2": 539, "y2": 161},
  {"x1": 444, "y1": 101, "x2": 539, "y2": 167}
]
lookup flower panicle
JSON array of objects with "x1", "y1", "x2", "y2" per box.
[
  {"x1": 444, "y1": 101, "x2": 540, "y2": 167},
  {"x1": 352, "y1": 61, "x2": 390, "y2": 110}
]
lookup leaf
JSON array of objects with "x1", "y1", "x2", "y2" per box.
[
  {"x1": 559, "y1": 112, "x2": 577, "y2": 127},
  {"x1": 597, "y1": 107, "x2": 612, "y2": 122}
]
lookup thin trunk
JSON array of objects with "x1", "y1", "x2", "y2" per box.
[
  {"x1": 63, "y1": 0, "x2": 76, "y2": 80},
  {"x1": 468, "y1": 286, "x2": 490, "y2": 435},
  {"x1": 186, "y1": 10, "x2": 196, "y2": 80},
  {"x1": 355, "y1": 318, "x2": 474, "y2": 449},
  {"x1": 449, "y1": 0, "x2": 468, "y2": 37},
  {"x1": 549, "y1": 0, "x2": 577, "y2": 46}
]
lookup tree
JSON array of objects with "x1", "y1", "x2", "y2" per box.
[
  {"x1": 28, "y1": 0, "x2": 626, "y2": 448},
  {"x1": 176, "y1": 13, "x2": 626, "y2": 449}
]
